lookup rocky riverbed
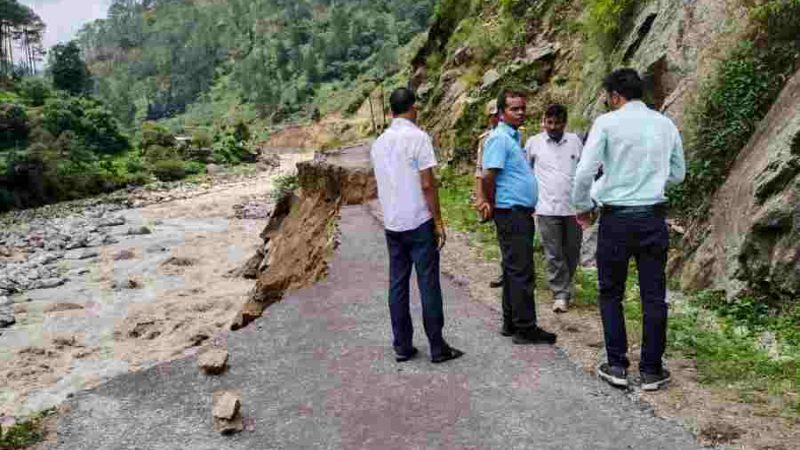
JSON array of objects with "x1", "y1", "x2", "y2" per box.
[{"x1": 0, "y1": 151, "x2": 311, "y2": 418}]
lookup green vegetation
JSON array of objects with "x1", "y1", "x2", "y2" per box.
[
  {"x1": 581, "y1": 0, "x2": 637, "y2": 54},
  {"x1": 671, "y1": 0, "x2": 800, "y2": 219},
  {"x1": 668, "y1": 291, "x2": 800, "y2": 416},
  {"x1": 272, "y1": 174, "x2": 299, "y2": 200},
  {"x1": 438, "y1": 169, "x2": 500, "y2": 260},
  {"x1": 76, "y1": 0, "x2": 435, "y2": 127},
  {"x1": 0, "y1": 408, "x2": 54, "y2": 449}
]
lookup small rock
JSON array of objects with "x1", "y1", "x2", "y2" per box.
[
  {"x1": 98, "y1": 216, "x2": 126, "y2": 228},
  {"x1": 44, "y1": 303, "x2": 85, "y2": 314},
  {"x1": 113, "y1": 249, "x2": 137, "y2": 261},
  {"x1": 127, "y1": 226, "x2": 152, "y2": 236},
  {"x1": 0, "y1": 296, "x2": 11, "y2": 307},
  {"x1": 65, "y1": 249, "x2": 99, "y2": 260},
  {"x1": 31, "y1": 278, "x2": 66, "y2": 290},
  {"x1": 481, "y1": 69, "x2": 501, "y2": 90},
  {"x1": 0, "y1": 307, "x2": 15, "y2": 328},
  {"x1": 213, "y1": 390, "x2": 243, "y2": 434},
  {"x1": 198, "y1": 349, "x2": 229, "y2": 375}
]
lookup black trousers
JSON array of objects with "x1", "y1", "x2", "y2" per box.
[
  {"x1": 597, "y1": 205, "x2": 669, "y2": 374},
  {"x1": 494, "y1": 208, "x2": 537, "y2": 332},
  {"x1": 385, "y1": 220, "x2": 446, "y2": 358}
]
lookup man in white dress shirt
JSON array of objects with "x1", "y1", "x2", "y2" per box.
[
  {"x1": 525, "y1": 104, "x2": 583, "y2": 314},
  {"x1": 370, "y1": 87, "x2": 464, "y2": 364}
]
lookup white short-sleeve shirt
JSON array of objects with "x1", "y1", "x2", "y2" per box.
[
  {"x1": 525, "y1": 132, "x2": 583, "y2": 216},
  {"x1": 370, "y1": 118, "x2": 437, "y2": 232}
]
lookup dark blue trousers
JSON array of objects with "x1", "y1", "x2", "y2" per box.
[
  {"x1": 597, "y1": 206, "x2": 669, "y2": 374},
  {"x1": 385, "y1": 220, "x2": 446, "y2": 358}
]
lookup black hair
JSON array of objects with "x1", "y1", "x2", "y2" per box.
[
  {"x1": 602, "y1": 68, "x2": 644, "y2": 100},
  {"x1": 544, "y1": 104, "x2": 568, "y2": 122},
  {"x1": 496, "y1": 88, "x2": 528, "y2": 112},
  {"x1": 389, "y1": 87, "x2": 416, "y2": 115}
]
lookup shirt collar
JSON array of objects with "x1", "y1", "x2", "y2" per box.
[
  {"x1": 497, "y1": 122, "x2": 521, "y2": 141},
  {"x1": 621, "y1": 100, "x2": 648, "y2": 111},
  {"x1": 545, "y1": 133, "x2": 567, "y2": 145},
  {"x1": 390, "y1": 117, "x2": 418, "y2": 129}
]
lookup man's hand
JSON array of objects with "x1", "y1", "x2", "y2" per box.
[
  {"x1": 434, "y1": 221, "x2": 447, "y2": 250},
  {"x1": 576, "y1": 210, "x2": 598, "y2": 230},
  {"x1": 477, "y1": 201, "x2": 493, "y2": 222},
  {"x1": 479, "y1": 202, "x2": 493, "y2": 223}
]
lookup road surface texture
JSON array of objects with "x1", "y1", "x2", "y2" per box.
[{"x1": 48, "y1": 205, "x2": 701, "y2": 450}]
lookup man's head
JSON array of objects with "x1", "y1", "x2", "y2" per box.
[
  {"x1": 602, "y1": 68, "x2": 643, "y2": 111},
  {"x1": 389, "y1": 87, "x2": 418, "y2": 122},
  {"x1": 542, "y1": 104, "x2": 568, "y2": 142},
  {"x1": 486, "y1": 100, "x2": 500, "y2": 128},
  {"x1": 497, "y1": 89, "x2": 527, "y2": 129}
]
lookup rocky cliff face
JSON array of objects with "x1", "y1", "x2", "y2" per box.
[
  {"x1": 681, "y1": 68, "x2": 800, "y2": 300},
  {"x1": 410, "y1": 0, "x2": 799, "y2": 302}
]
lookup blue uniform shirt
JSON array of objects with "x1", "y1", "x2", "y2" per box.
[{"x1": 482, "y1": 122, "x2": 538, "y2": 209}]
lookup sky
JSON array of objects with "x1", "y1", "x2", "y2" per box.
[{"x1": 20, "y1": 0, "x2": 113, "y2": 49}]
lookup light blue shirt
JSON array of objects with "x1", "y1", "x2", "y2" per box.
[
  {"x1": 483, "y1": 122, "x2": 538, "y2": 209},
  {"x1": 572, "y1": 101, "x2": 686, "y2": 212}
]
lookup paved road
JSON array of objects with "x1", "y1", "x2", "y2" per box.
[{"x1": 49, "y1": 206, "x2": 701, "y2": 450}]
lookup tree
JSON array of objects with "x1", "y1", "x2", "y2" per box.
[
  {"x1": 0, "y1": 0, "x2": 45, "y2": 77},
  {"x1": 49, "y1": 41, "x2": 92, "y2": 95}
]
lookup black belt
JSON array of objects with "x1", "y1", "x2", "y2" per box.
[
  {"x1": 601, "y1": 203, "x2": 667, "y2": 214},
  {"x1": 495, "y1": 206, "x2": 535, "y2": 213}
]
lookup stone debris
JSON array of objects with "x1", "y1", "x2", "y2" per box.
[
  {"x1": 198, "y1": 348, "x2": 229, "y2": 375},
  {"x1": 44, "y1": 303, "x2": 85, "y2": 314},
  {"x1": 0, "y1": 306, "x2": 14, "y2": 328},
  {"x1": 127, "y1": 226, "x2": 153, "y2": 236},
  {"x1": 212, "y1": 390, "x2": 243, "y2": 434},
  {"x1": 113, "y1": 249, "x2": 137, "y2": 261}
]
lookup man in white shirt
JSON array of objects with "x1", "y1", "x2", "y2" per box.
[
  {"x1": 526, "y1": 104, "x2": 583, "y2": 314},
  {"x1": 370, "y1": 87, "x2": 464, "y2": 364}
]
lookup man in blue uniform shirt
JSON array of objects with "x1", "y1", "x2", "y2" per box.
[{"x1": 481, "y1": 88, "x2": 557, "y2": 346}]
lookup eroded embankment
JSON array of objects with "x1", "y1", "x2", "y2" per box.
[{"x1": 232, "y1": 143, "x2": 376, "y2": 329}]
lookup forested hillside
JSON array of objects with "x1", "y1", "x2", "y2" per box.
[
  {"x1": 0, "y1": 0, "x2": 434, "y2": 212},
  {"x1": 76, "y1": 0, "x2": 434, "y2": 128}
]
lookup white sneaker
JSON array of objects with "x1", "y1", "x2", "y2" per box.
[{"x1": 552, "y1": 299, "x2": 568, "y2": 313}]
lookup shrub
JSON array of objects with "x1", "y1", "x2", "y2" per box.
[
  {"x1": 582, "y1": 0, "x2": 637, "y2": 53},
  {"x1": 272, "y1": 174, "x2": 298, "y2": 199},
  {"x1": 0, "y1": 103, "x2": 29, "y2": 149},
  {"x1": 19, "y1": 77, "x2": 53, "y2": 107},
  {"x1": 41, "y1": 94, "x2": 129, "y2": 155},
  {"x1": 140, "y1": 121, "x2": 176, "y2": 149},
  {"x1": 151, "y1": 159, "x2": 186, "y2": 182}
]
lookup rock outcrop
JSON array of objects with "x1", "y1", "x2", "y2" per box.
[{"x1": 680, "y1": 68, "x2": 800, "y2": 299}]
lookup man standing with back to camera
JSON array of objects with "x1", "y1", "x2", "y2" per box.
[
  {"x1": 371, "y1": 87, "x2": 464, "y2": 364},
  {"x1": 481, "y1": 88, "x2": 557, "y2": 346},
  {"x1": 572, "y1": 69, "x2": 685, "y2": 391}
]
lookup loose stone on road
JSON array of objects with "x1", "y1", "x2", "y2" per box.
[{"x1": 49, "y1": 205, "x2": 701, "y2": 450}]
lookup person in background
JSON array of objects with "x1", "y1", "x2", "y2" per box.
[
  {"x1": 474, "y1": 100, "x2": 504, "y2": 289},
  {"x1": 525, "y1": 104, "x2": 583, "y2": 314},
  {"x1": 572, "y1": 69, "x2": 685, "y2": 391},
  {"x1": 370, "y1": 87, "x2": 464, "y2": 364},
  {"x1": 481, "y1": 88, "x2": 557, "y2": 345}
]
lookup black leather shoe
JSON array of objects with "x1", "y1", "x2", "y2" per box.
[
  {"x1": 395, "y1": 347, "x2": 419, "y2": 362},
  {"x1": 512, "y1": 327, "x2": 557, "y2": 345},
  {"x1": 431, "y1": 346, "x2": 464, "y2": 364},
  {"x1": 500, "y1": 323, "x2": 515, "y2": 337}
]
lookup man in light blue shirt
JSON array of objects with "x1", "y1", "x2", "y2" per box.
[
  {"x1": 572, "y1": 69, "x2": 685, "y2": 391},
  {"x1": 482, "y1": 88, "x2": 556, "y2": 346}
]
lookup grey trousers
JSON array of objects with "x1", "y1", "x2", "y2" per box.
[{"x1": 537, "y1": 215, "x2": 582, "y2": 302}]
